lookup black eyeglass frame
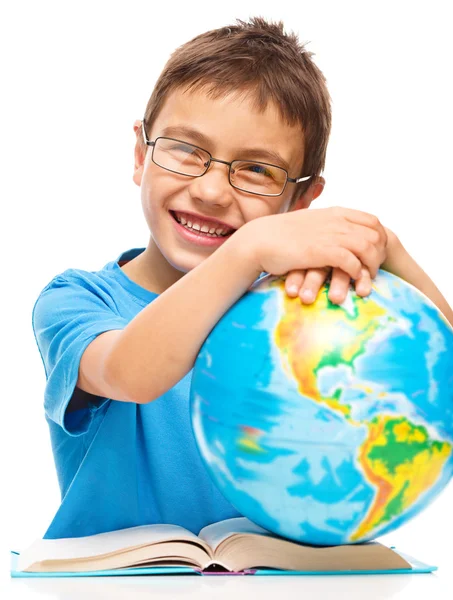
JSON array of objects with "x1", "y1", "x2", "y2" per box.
[{"x1": 141, "y1": 119, "x2": 313, "y2": 197}]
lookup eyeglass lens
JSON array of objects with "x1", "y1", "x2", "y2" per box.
[{"x1": 153, "y1": 137, "x2": 287, "y2": 196}]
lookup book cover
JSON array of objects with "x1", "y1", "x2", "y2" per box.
[{"x1": 10, "y1": 550, "x2": 437, "y2": 577}]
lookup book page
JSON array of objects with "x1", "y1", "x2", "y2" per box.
[
  {"x1": 17, "y1": 524, "x2": 207, "y2": 572},
  {"x1": 199, "y1": 517, "x2": 412, "y2": 573},
  {"x1": 198, "y1": 517, "x2": 278, "y2": 553},
  {"x1": 26, "y1": 541, "x2": 212, "y2": 573}
]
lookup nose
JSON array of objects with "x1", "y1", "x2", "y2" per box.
[{"x1": 188, "y1": 159, "x2": 235, "y2": 208}]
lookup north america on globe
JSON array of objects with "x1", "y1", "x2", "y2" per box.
[
  {"x1": 191, "y1": 270, "x2": 453, "y2": 545},
  {"x1": 276, "y1": 278, "x2": 452, "y2": 541}
]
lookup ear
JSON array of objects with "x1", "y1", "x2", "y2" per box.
[
  {"x1": 133, "y1": 119, "x2": 147, "y2": 187},
  {"x1": 290, "y1": 176, "x2": 325, "y2": 211}
]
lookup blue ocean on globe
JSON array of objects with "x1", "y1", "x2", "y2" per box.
[{"x1": 190, "y1": 269, "x2": 453, "y2": 546}]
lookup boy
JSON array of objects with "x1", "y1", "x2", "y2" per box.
[{"x1": 32, "y1": 16, "x2": 453, "y2": 540}]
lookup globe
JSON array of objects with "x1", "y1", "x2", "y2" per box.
[{"x1": 190, "y1": 269, "x2": 453, "y2": 546}]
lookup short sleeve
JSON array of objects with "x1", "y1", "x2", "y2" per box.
[{"x1": 32, "y1": 274, "x2": 129, "y2": 437}]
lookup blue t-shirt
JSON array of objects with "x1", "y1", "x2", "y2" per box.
[{"x1": 32, "y1": 247, "x2": 243, "y2": 539}]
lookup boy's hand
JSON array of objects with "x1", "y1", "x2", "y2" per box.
[
  {"x1": 244, "y1": 206, "x2": 388, "y2": 288},
  {"x1": 284, "y1": 265, "x2": 372, "y2": 305},
  {"x1": 284, "y1": 225, "x2": 394, "y2": 305}
]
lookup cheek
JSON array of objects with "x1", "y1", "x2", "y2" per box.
[
  {"x1": 240, "y1": 197, "x2": 284, "y2": 224},
  {"x1": 140, "y1": 168, "x2": 185, "y2": 217}
]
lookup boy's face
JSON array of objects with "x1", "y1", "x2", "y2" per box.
[{"x1": 133, "y1": 87, "x2": 324, "y2": 277}]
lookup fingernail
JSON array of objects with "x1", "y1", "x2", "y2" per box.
[
  {"x1": 288, "y1": 285, "x2": 298, "y2": 294},
  {"x1": 302, "y1": 289, "x2": 314, "y2": 301}
]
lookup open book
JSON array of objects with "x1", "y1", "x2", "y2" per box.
[{"x1": 14, "y1": 517, "x2": 430, "y2": 575}]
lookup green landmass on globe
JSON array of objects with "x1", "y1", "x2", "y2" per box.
[
  {"x1": 191, "y1": 269, "x2": 453, "y2": 545},
  {"x1": 275, "y1": 276, "x2": 452, "y2": 541}
]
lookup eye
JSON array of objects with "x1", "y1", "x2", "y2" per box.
[
  {"x1": 170, "y1": 143, "x2": 194, "y2": 153},
  {"x1": 243, "y1": 164, "x2": 274, "y2": 178},
  {"x1": 167, "y1": 143, "x2": 205, "y2": 162},
  {"x1": 248, "y1": 164, "x2": 265, "y2": 174}
]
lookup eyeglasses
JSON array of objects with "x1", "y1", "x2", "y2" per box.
[{"x1": 141, "y1": 119, "x2": 313, "y2": 197}]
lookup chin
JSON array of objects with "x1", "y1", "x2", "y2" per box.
[{"x1": 166, "y1": 253, "x2": 203, "y2": 275}]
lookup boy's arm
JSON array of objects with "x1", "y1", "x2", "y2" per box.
[
  {"x1": 382, "y1": 230, "x2": 453, "y2": 326},
  {"x1": 94, "y1": 206, "x2": 384, "y2": 404},
  {"x1": 103, "y1": 228, "x2": 262, "y2": 404}
]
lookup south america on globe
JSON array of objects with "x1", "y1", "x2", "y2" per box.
[{"x1": 190, "y1": 269, "x2": 453, "y2": 546}]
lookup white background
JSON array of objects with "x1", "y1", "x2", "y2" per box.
[{"x1": 1, "y1": 0, "x2": 452, "y2": 588}]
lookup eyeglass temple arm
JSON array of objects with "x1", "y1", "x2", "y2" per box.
[
  {"x1": 141, "y1": 119, "x2": 155, "y2": 147},
  {"x1": 289, "y1": 175, "x2": 313, "y2": 183}
]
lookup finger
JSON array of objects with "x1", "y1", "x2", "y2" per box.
[
  {"x1": 300, "y1": 267, "x2": 331, "y2": 304},
  {"x1": 339, "y1": 232, "x2": 381, "y2": 279},
  {"x1": 285, "y1": 270, "x2": 306, "y2": 296},
  {"x1": 314, "y1": 246, "x2": 362, "y2": 281},
  {"x1": 328, "y1": 268, "x2": 352, "y2": 304},
  {"x1": 354, "y1": 266, "x2": 373, "y2": 297},
  {"x1": 339, "y1": 222, "x2": 386, "y2": 279}
]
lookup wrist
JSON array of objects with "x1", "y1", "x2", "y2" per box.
[
  {"x1": 381, "y1": 227, "x2": 405, "y2": 274},
  {"x1": 226, "y1": 220, "x2": 265, "y2": 280}
]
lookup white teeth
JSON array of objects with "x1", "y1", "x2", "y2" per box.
[{"x1": 174, "y1": 212, "x2": 232, "y2": 237}]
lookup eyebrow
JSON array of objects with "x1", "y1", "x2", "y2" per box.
[{"x1": 160, "y1": 125, "x2": 291, "y2": 171}]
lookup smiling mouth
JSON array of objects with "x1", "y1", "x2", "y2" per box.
[{"x1": 169, "y1": 210, "x2": 236, "y2": 238}]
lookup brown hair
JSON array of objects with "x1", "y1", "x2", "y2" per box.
[{"x1": 141, "y1": 16, "x2": 332, "y2": 205}]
